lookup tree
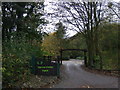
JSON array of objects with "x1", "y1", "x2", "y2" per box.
[
  {"x1": 2, "y1": 2, "x2": 45, "y2": 42},
  {"x1": 55, "y1": 22, "x2": 66, "y2": 39},
  {"x1": 48, "y1": 1, "x2": 108, "y2": 68},
  {"x1": 2, "y1": 2, "x2": 46, "y2": 87},
  {"x1": 42, "y1": 32, "x2": 61, "y2": 56},
  {"x1": 42, "y1": 22, "x2": 66, "y2": 56},
  {"x1": 108, "y1": 2, "x2": 120, "y2": 19},
  {"x1": 55, "y1": 22, "x2": 66, "y2": 49},
  {"x1": 68, "y1": 33, "x2": 86, "y2": 49},
  {"x1": 64, "y1": 33, "x2": 86, "y2": 59},
  {"x1": 99, "y1": 22, "x2": 119, "y2": 70}
]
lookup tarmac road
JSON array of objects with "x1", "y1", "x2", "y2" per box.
[{"x1": 52, "y1": 59, "x2": 119, "y2": 88}]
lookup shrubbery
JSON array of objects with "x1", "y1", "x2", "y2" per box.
[
  {"x1": 2, "y1": 39, "x2": 43, "y2": 87},
  {"x1": 100, "y1": 23, "x2": 119, "y2": 70}
]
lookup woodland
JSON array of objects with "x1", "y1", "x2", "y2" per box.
[{"x1": 1, "y1": 1, "x2": 119, "y2": 87}]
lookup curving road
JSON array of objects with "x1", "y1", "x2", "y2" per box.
[{"x1": 52, "y1": 59, "x2": 119, "y2": 88}]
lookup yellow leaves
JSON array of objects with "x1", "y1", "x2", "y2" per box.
[
  {"x1": 49, "y1": 32, "x2": 57, "y2": 36},
  {"x1": 42, "y1": 32, "x2": 62, "y2": 56}
]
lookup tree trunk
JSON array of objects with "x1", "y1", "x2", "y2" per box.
[{"x1": 85, "y1": 28, "x2": 102, "y2": 68}]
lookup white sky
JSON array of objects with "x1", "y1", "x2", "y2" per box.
[
  {"x1": 113, "y1": 0, "x2": 120, "y2": 2},
  {"x1": 43, "y1": 0, "x2": 120, "y2": 37}
]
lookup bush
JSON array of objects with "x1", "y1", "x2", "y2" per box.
[
  {"x1": 62, "y1": 56, "x2": 70, "y2": 60},
  {"x1": 2, "y1": 39, "x2": 43, "y2": 88},
  {"x1": 76, "y1": 56, "x2": 84, "y2": 60},
  {"x1": 99, "y1": 23, "x2": 119, "y2": 70}
]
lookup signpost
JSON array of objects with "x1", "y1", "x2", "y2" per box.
[
  {"x1": 37, "y1": 63, "x2": 60, "y2": 76},
  {"x1": 30, "y1": 56, "x2": 60, "y2": 76}
]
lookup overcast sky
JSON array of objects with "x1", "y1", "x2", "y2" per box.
[{"x1": 43, "y1": 0, "x2": 120, "y2": 37}]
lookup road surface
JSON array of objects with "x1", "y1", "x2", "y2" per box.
[{"x1": 52, "y1": 59, "x2": 119, "y2": 88}]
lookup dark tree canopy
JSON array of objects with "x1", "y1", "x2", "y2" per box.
[{"x1": 2, "y1": 2, "x2": 45, "y2": 42}]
